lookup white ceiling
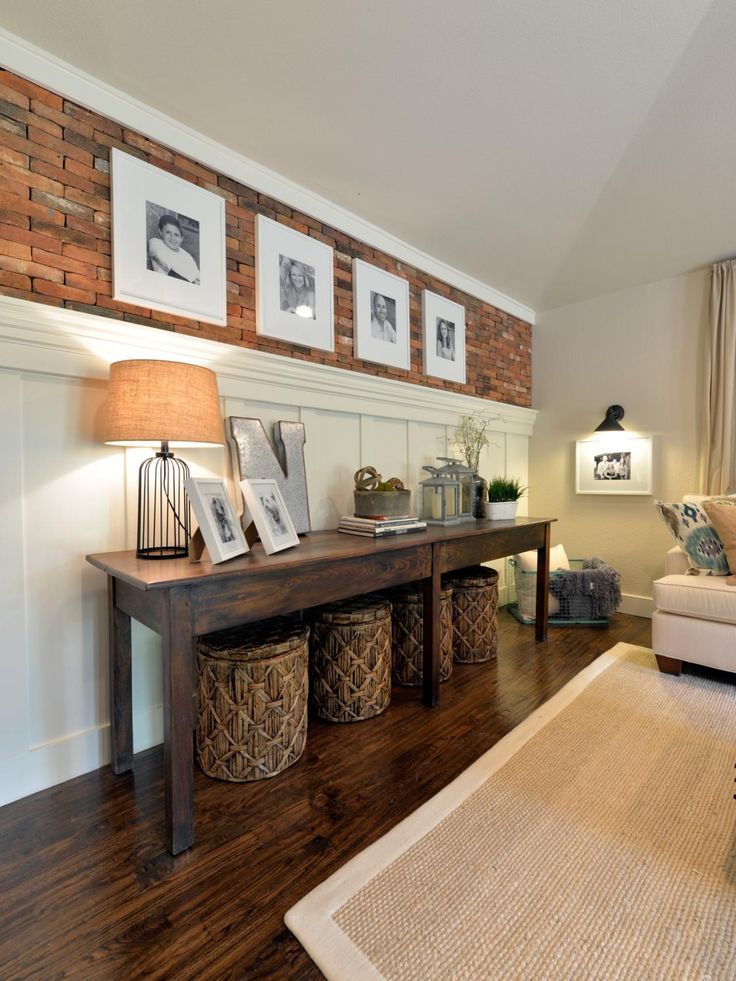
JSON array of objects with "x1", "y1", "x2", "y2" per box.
[{"x1": 1, "y1": 0, "x2": 734, "y2": 313}]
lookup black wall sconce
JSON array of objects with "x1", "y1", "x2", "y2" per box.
[{"x1": 594, "y1": 405, "x2": 625, "y2": 432}]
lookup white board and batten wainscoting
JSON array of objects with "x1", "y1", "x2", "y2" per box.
[{"x1": 0, "y1": 295, "x2": 536, "y2": 807}]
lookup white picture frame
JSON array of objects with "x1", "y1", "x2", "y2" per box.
[
  {"x1": 184, "y1": 478, "x2": 249, "y2": 563},
  {"x1": 575, "y1": 436, "x2": 653, "y2": 495},
  {"x1": 255, "y1": 215, "x2": 334, "y2": 352},
  {"x1": 422, "y1": 290, "x2": 466, "y2": 383},
  {"x1": 240, "y1": 478, "x2": 300, "y2": 555},
  {"x1": 352, "y1": 258, "x2": 410, "y2": 370},
  {"x1": 111, "y1": 150, "x2": 227, "y2": 326}
]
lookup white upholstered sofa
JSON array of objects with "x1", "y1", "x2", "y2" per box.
[{"x1": 652, "y1": 495, "x2": 736, "y2": 676}]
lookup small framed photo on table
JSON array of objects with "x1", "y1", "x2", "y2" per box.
[
  {"x1": 255, "y1": 215, "x2": 334, "y2": 352},
  {"x1": 575, "y1": 436, "x2": 653, "y2": 495},
  {"x1": 352, "y1": 259, "x2": 410, "y2": 370},
  {"x1": 184, "y1": 478, "x2": 249, "y2": 563},
  {"x1": 422, "y1": 290, "x2": 466, "y2": 384},
  {"x1": 240, "y1": 478, "x2": 300, "y2": 555},
  {"x1": 111, "y1": 149, "x2": 227, "y2": 325}
]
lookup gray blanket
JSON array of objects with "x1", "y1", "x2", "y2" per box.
[{"x1": 548, "y1": 558, "x2": 622, "y2": 618}]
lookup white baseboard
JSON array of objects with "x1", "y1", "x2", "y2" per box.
[
  {"x1": 619, "y1": 593, "x2": 653, "y2": 619},
  {"x1": 0, "y1": 705, "x2": 163, "y2": 809}
]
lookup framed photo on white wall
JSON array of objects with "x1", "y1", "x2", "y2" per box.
[
  {"x1": 111, "y1": 149, "x2": 227, "y2": 325},
  {"x1": 352, "y1": 259, "x2": 410, "y2": 370},
  {"x1": 575, "y1": 436, "x2": 653, "y2": 495},
  {"x1": 255, "y1": 215, "x2": 334, "y2": 352},
  {"x1": 422, "y1": 290, "x2": 466, "y2": 384}
]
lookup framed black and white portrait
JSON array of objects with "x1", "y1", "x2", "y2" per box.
[
  {"x1": 110, "y1": 150, "x2": 227, "y2": 325},
  {"x1": 255, "y1": 215, "x2": 334, "y2": 352},
  {"x1": 575, "y1": 436, "x2": 653, "y2": 495},
  {"x1": 184, "y1": 478, "x2": 249, "y2": 563},
  {"x1": 422, "y1": 290, "x2": 466, "y2": 383},
  {"x1": 352, "y1": 258, "x2": 410, "y2": 370},
  {"x1": 240, "y1": 478, "x2": 300, "y2": 554}
]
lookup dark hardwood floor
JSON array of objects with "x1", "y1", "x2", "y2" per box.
[{"x1": 0, "y1": 612, "x2": 653, "y2": 980}]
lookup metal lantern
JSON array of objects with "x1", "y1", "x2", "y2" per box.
[
  {"x1": 437, "y1": 457, "x2": 475, "y2": 515},
  {"x1": 420, "y1": 460, "x2": 476, "y2": 525}
]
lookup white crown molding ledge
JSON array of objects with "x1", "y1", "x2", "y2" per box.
[
  {"x1": 0, "y1": 296, "x2": 538, "y2": 434},
  {"x1": 0, "y1": 27, "x2": 535, "y2": 325}
]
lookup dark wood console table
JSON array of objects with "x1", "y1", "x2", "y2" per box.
[{"x1": 87, "y1": 517, "x2": 554, "y2": 854}]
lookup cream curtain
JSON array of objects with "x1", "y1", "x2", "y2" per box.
[{"x1": 702, "y1": 259, "x2": 736, "y2": 495}]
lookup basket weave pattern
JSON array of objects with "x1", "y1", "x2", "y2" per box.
[
  {"x1": 389, "y1": 584, "x2": 453, "y2": 686},
  {"x1": 196, "y1": 618, "x2": 308, "y2": 782},
  {"x1": 311, "y1": 596, "x2": 392, "y2": 723},
  {"x1": 444, "y1": 566, "x2": 499, "y2": 663}
]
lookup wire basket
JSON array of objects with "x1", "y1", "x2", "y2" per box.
[{"x1": 508, "y1": 558, "x2": 610, "y2": 627}]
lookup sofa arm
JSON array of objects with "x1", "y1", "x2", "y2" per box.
[{"x1": 665, "y1": 545, "x2": 689, "y2": 575}]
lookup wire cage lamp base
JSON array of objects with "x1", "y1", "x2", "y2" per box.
[{"x1": 137, "y1": 442, "x2": 191, "y2": 559}]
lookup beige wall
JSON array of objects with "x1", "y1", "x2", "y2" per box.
[{"x1": 530, "y1": 269, "x2": 708, "y2": 608}]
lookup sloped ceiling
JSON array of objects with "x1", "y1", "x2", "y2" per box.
[{"x1": 1, "y1": 0, "x2": 733, "y2": 312}]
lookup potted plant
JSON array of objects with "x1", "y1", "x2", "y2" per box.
[
  {"x1": 486, "y1": 475, "x2": 527, "y2": 520},
  {"x1": 451, "y1": 412, "x2": 497, "y2": 517}
]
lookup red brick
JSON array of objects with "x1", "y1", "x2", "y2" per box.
[
  {"x1": 0, "y1": 222, "x2": 62, "y2": 254},
  {"x1": 0, "y1": 80, "x2": 29, "y2": 110},
  {"x1": 65, "y1": 271, "x2": 110, "y2": 295},
  {"x1": 0, "y1": 209, "x2": 29, "y2": 229},
  {"x1": 173, "y1": 154, "x2": 217, "y2": 183},
  {"x1": 3, "y1": 162, "x2": 64, "y2": 196},
  {"x1": 28, "y1": 127, "x2": 96, "y2": 167},
  {"x1": 31, "y1": 159, "x2": 95, "y2": 196},
  {"x1": 66, "y1": 214, "x2": 108, "y2": 241},
  {"x1": 30, "y1": 188, "x2": 94, "y2": 220},
  {"x1": 96, "y1": 295, "x2": 151, "y2": 317},
  {"x1": 0, "y1": 253, "x2": 64, "y2": 282},
  {"x1": 123, "y1": 129, "x2": 173, "y2": 160},
  {"x1": 0, "y1": 98, "x2": 62, "y2": 138},
  {"x1": 64, "y1": 102, "x2": 123, "y2": 140},
  {"x1": 62, "y1": 243, "x2": 111, "y2": 269},
  {"x1": 0, "y1": 269, "x2": 32, "y2": 289},
  {"x1": 0, "y1": 190, "x2": 64, "y2": 225},
  {"x1": 0, "y1": 239, "x2": 31, "y2": 260},
  {"x1": 32, "y1": 248, "x2": 96, "y2": 277},
  {"x1": 64, "y1": 157, "x2": 108, "y2": 189},
  {"x1": 0, "y1": 114, "x2": 25, "y2": 138},
  {"x1": 1, "y1": 131, "x2": 60, "y2": 168},
  {"x1": 65, "y1": 185, "x2": 110, "y2": 212},
  {"x1": 0, "y1": 72, "x2": 62, "y2": 109},
  {"x1": 34, "y1": 279, "x2": 95, "y2": 303}
]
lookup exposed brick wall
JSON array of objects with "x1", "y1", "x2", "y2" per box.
[{"x1": 0, "y1": 69, "x2": 532, "y2": 407}]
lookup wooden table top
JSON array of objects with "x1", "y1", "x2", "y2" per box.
[{"x1": 86, "y1": 517, "x2": 555, "y2": 591}]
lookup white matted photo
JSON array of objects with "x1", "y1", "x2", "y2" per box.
[
  {"x1": 255, "y1": 215, "x2": 334, "y2": 352},
  {"x1": 111, "y1": 150, "x2": 227, "y2": 325},
  {"x1": 240, "y1": 478, "x2": 300, "y2": 554},
  {"x1": 352, "y1": 259, "x2": 410, "y2": 370},
  {"x1": 184, "y1": 478, "x2": 249, "y2": 563},
  {"x1": 575, "y1": 436, "x2": 653, "y2": 495},
  {"x1": 422, "y1": 290, "x2": 466, "y2": 383}
]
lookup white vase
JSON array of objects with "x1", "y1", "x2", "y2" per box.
[{"x1": 485, "y1": 500, "x2": 518, "y2": 520}]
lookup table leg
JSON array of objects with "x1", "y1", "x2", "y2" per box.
[
  {"x1": 162, "y1": 587, "x2": 196, "y2": 855},
  {"x1": 422, "y1": 546, "x2": 441, "y2": 707},
  {"x1": 108, "y1": 577, "x2": 133, "y2": 775},
  {"x1": 535, "y1": 523, "x2": 551, "y2": 642}
]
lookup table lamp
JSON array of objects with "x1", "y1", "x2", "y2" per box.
[{"x1": 104, "y1": 359, "x2": 224, "y2": 559}]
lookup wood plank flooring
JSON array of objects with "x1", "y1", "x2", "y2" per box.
[{"x1": 0, "y1": 612, "x2": 653, "y2": 979}]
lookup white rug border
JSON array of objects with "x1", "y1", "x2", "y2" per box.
[{"x1": 284, "y1": 642, "x2": 649, "y2": 981}]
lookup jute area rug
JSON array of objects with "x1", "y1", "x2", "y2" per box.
[{"x1": 285, "y1": 644, "x2": 736, "y2": 980}]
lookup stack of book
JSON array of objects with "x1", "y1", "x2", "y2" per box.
[{"x1": 338, "y1": 515, "x2": 427, "y2": 538}]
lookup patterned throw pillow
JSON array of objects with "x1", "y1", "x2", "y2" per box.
[
  {"x1": 702, "y1": 497, "x2": 736, "y2": 575},
  {"x1": 655, "y1": 500, "x2": 729, "y2": 575}
]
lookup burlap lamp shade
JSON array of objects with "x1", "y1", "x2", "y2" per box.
[
  {"x1": 104, "y1": 359, "x2": 224, "y2": 559},
  {"x1": 104, "y1": 360, "x2": 223, "y2": 447}
]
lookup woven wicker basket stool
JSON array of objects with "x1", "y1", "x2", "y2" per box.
[
  {"x1": 310, "y1": 595, "x2": 392, "y2": 723},
  {"x1": 388, "y1": 583, "x2": 453, "y2": 686},
  {"x1": 443, "y1": 565, "x2": 499, "y2": 663},
  {"x1": 196, "y1": 616, "x2": 308, "y2": 782}
]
